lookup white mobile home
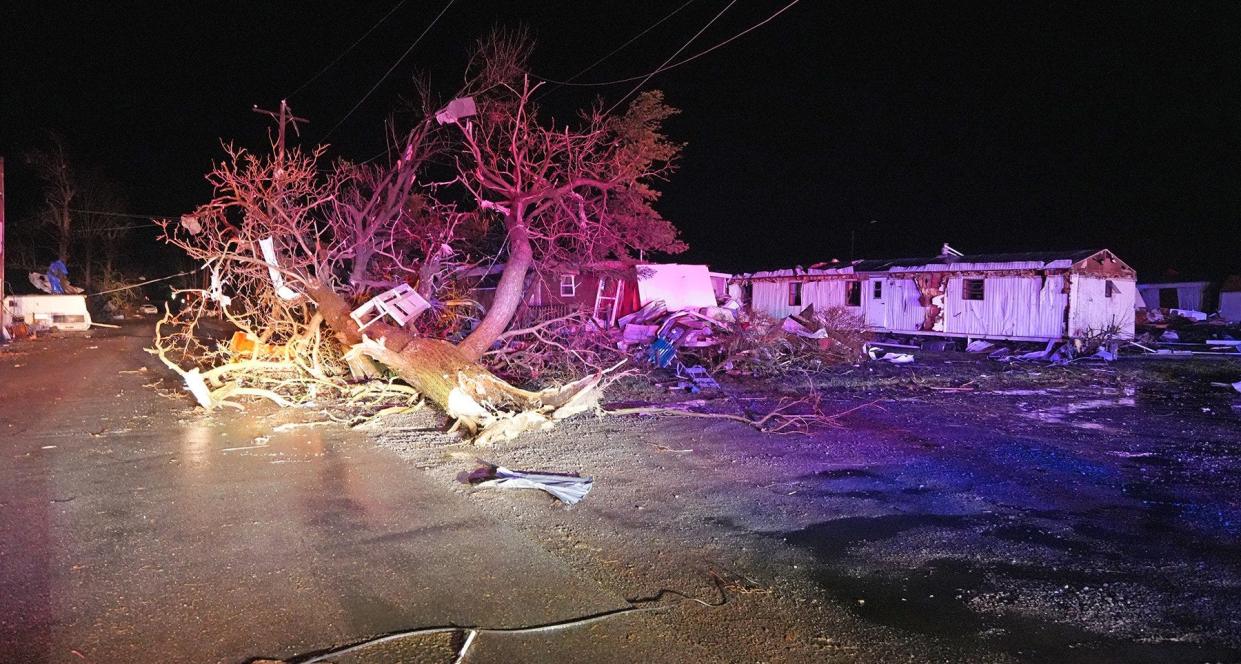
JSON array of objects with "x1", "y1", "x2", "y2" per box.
[
  {"x1": 743, "y1": 249, "x2": 1135, "y2": 342},
  {"x1": 1135, "y1": 279, "x2": 1213, "y2": 313},
  {"x1": 1219, "y1": 276, "x2": 1241, "y2": 322}
]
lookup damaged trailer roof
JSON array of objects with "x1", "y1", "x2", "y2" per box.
[{"x1": 745, "y1": 249, "x2": 1131, "y2": 280}]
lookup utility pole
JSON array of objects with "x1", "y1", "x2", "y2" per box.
[
  {"x1": 1, "y1": 156, "x2": 8, "y2": 339},
  {"x1": 252, "y1": 100, "x2": 308, "y2": 163}
]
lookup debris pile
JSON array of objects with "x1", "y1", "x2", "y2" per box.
[
  {"x1": 714, "y1": 305, "x2": 869, "y2": 377},
  {"x1": 487, "y1": 301, "x2": 871, "y2": 388}
]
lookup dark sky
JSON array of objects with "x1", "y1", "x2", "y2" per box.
[{"x1": 2, "y1": 1, "x2": 1239, "y2": 278}]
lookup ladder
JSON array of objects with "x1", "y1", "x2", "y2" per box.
[{"x1": 593, "y1": 277, "x2": 624, "y2": 327}]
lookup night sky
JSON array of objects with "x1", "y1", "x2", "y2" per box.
[{"x1": 2, "y1": 1, "x2": 1238, "y2": 278}]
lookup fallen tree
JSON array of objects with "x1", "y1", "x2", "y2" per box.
[{"x1": 152, "y1": 31, "x2": 683, "y2": 442}]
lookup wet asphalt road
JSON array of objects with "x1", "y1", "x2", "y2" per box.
[{"x1": 0, "y1": 327, "x2": 631, "y2": 663}]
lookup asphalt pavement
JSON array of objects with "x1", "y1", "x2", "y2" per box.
[{"x1": 0, "y1": 325, "x2": 635, "y2": 663}]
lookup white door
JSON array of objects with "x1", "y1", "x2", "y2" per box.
[{"x1": 864, "y1": 278, "x2": 887, "y2": 328}]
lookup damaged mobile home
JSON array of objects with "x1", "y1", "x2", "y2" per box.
[
  {"x1": 739, "y1": 246, "x2": 1135, "y2": 343},
  {"x1": 459, "y1": 261, "x2": 723, "y2": 327}
]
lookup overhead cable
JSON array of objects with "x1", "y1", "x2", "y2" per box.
[
  {"x1": 537, "y1": 0, "x2": 801, "y2": 89},
  {"x1": 605, "y1": 0, "x2": 737, "y2": 115},
  {"x1": 321, "y1": 0, "x2": 457, "y2": 142}
]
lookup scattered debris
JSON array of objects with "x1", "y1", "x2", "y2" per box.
[
  {"x1": 468, "y1": 465, "x2": 593, "y2": 505},
  {"x1": 350, "y1": 283, "x2": 430, "y2": 331},
  {"x1": 1169, "y1": 308, "x2": 1208, "y2": 322},
  {"x1": 965, "y1": 340, "x2": 994, "y2": 353},
  {"x1": 257, "y1": 237, "x2": 300, "y2": 301},
  {"x1": 866, "y1": 344, "x2": 914, "y2": 364}
]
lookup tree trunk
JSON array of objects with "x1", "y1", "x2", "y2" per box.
[
  {"x1": 457, "y1": 210, "x2": 532, "y2": 361},
  {"x1": 58, "y1": 204, "x2": 71, "y2": 263},
  {"x1": 307, "y1": 281, "x2": 605, "y2": 444}
]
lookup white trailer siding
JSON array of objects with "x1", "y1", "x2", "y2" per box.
[
  {"x1": 751, "y1": 270, "x2": 856, "y2": 319},
  {"x1": 1219, "y1": 292, "x2": 1241, "y2": 322},
  {"x1": 4, "y1": 294, "x2": 93, "y2": 331},
  {"x1": 864, "y1": 276, "x2": 925, "y2": 331},
  {"x1": 1069, "y1": 276, "x2": 1135, "y2": 338},
  {"x1": 939, "y1": 274, "x2": 1068, "y2": 339}
]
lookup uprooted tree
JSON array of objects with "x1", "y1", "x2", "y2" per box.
[{"x1": 152, "y1": 32, "x2": 686, "y2": 443}]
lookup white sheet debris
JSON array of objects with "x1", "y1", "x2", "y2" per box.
[
  {"x1": 435, "y1": 96, "x2": 477, "y2": 124},
  {"x1": 182, "y1": 368, "x2": 214, "y2": 409},
  {"x1": 866, "y1": 345, "x2": 914, "y2": 363},
  {"x1": 258, "y1": 237, "x2": 301, "y2": 301},
  {"x1": 474, "y1": 466, "x2": 593, "y2": 505},
  {"x1": 209, "y1": 265, "x2": 232, "y2": 307}
]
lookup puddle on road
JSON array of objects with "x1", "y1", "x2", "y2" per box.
[
  {"x1": 1021, "y1": 397, "x2": 1136, "y2": 431},
  {"x1": 178, "y1": 417, "x2": 335, "y2": 474}
]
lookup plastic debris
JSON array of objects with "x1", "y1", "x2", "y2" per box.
[
  {"x1": 866, "y1": 344, "x2": 914, "y2": 363},
  {"x1": 209, "y1": 265, "x2": 232, "y2": 307},
  {"x1": 258, "y1": 237, "x2": 301, "y2": 301},
  {"x1": 182, "y1": 368, "x2": 214, "y2": 409},
  {"x1": 965, "y1": 340, "x2": 994, "y2": 353},
  {"x1": 435, "y1": 96, "x2": 477, "y2": 124},
  {"x1": 1169, "y1": 309, "x2": 1208, "y2": 321},
  {"x1": 471, "y1": 466, "x2": 592, "y2": 505},
  {"x1": 180, "y1": 213, "x2": 203, "y2": 235},
  {"x1": 350, "y1": 284, "x2": 430, "y2": 331},
  {"x1": 675, "y1": 364, "x2": 720, "y2": 393}
]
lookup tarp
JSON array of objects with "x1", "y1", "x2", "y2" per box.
[{"x1": 634, "y1": 264, "x2": 717, "y2": 311}]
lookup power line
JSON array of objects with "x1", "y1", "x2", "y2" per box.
[
  {"x1": 83, "y1": 222, "x2": 161, "y2": 232},
  {"x1": 535, "y1": 0, "x2": 698, "y2": 99},
  {"x1": 66, "y1": 206, "x2": 173, "y2": 219},
  {"x1": 87, "y1": 267, "x2": 202, "y2": 297},
  {"x1": 536, "y1": 0, "x2": 801, "y2": 89},
  {"x1": 287, "y1": 0, "x2": 408, "y2": 99},
  {"x1": 321, "y1": 0, "x2": 457, "y2": 142},
  {"x1": 605, "y1": 0, "x2": 736, "y2": 116}
]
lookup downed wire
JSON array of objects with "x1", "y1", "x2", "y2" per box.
[{"x1": 284, "y1": 580, "x2": 727, "y2": 663}]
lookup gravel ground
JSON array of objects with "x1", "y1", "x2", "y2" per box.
[{"x1": 369, "y1": 357, "x2": 1241, "y2": 663}]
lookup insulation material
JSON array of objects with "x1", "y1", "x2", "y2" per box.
[{"x1": 635, "y1": 264, "x2": 717, "y2": 311}]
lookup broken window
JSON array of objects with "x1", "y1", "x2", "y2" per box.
[
  {"x1": 788, "y1": 281, "x2": 802, "y2": 307},
  {"x1": 1105, "y1": 280, "x2": 1117, "y2": 298},
  {"x1": 559, "y1": 274, "x2": 577, "y2": 298},
  {"x1": 962, "y1": 278, "x2": 985, "y2": 301},
  {"x1": 846, "y1": 281, "x2": 862, "y2": 307},
  {"x1": 872, "y1": 280, "x2": 883, "y2": 299}
]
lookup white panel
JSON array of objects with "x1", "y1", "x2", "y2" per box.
[
  {"x1": 635, "y1": 264, "x2": 717, "y2": 311},
  {"x1": 1219, "y1": 293, "x2": 1241, "y2": 322},
  {"x1": 1070, "y1": 277, "x2": 1135, "y2": 338},
  {"x1": 874, "y1": 277, "x2": 928, "y2": 333}
]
